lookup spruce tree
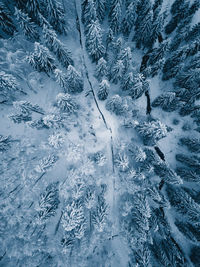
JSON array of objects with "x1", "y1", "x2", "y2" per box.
[
  {"x1": 152, "y1": 92, "x2": 180, "y2": 112},
  {"x1": 121, "y1": 72, "x2": 135, "y2": 91},
  {"x1": 85, "y1": 19, "x2": 105, "y2": 62},
  {"x1": 179, "y1": 137, "x2": 200, "y2": 153},
  {"x1": 109, "y1": 0, "x2": 122, "y2": 35},
  {"x1": 111, "y1": 59, "x2": 125, "y2": 84},
  {"x1": 55, "y1": 93, "x2": 78, "y2": 113},
  {"x1": 122, "y1": 1, "x2": 138, "y2": 35},
  {"x1": 0, "y1": 3, "x2": 15, "y2": 37},
  {"x1": 65, "y1": 65, "x2": 84, "y2": 93},
  {"x1": 27, "y1": 42, "x2": 56, "y2": 73},
  {"x1": 15, "y1": 7, "x2": 39, "y2": 40},
  {"x1": 95, "y1": 57, "x2": 108, "y2": 80},
  {"x1": 97, "y1": 79, "x2": 109, "y2": 100},
  {"x1": 120, "y1": 47, "x2": 133, "y2": 72},
  {"x1": 82, "y1": 0, "x2": 97, "y2": 25},
  {"x1": 95, "y1": 0, "x2": 106, "y2": 22},
  {"x1": 54, "y1": 68, "x2": 68, "y2": 90}
]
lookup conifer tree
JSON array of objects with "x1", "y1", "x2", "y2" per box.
[
  {"x1": 179, "y1": 137, "x2": 200, "y2": 153},
  {"x1": 43, "y1": 0, "x2": 66, "y2": 34},
  {"x1": 106, "y1": 95, "x2": 127, "y2": 115},
  {"x1": 55, "y1": 93, "x2": 78, "y2": 113},
  {"x1": 82, "y1": 0, "x2": 97, "y2": 25},
  {"x1": 54, "y1": 68, "x2": 68, "y2": 90},
  {"x1": 95, "y1": 0, "x2": 106, "y2": 22},
  {"x1": 0, "y1": 71, "x2": 19, "y2": 102},
  {"x1": 122, "y1": 1, "x2": 138, "y2": 35},
  {"x1": 65, "y1": 65, "x2": 84, "y2": 93},
  {"x1": 92, "y1": 197, "x2": 108, "y2": 232},
  {"x1": 135, "y1": 120, "x2": 168, "y2": 146},
  {"x1": 15, "y1": 7, "x2": 39, "y2": 40},
  {"x1": 0, "y1": 3, "x2": 15, "y2": 37},
  {"x1": 26, "y1": 0, "x2": 41, "y2": 18},
  {"x1": 111, "y1": 59, "x2": 125, "y2": 84},
  {"x1": 27, "y1": 42, "x2": 56, "y2": 73},
  {"x1": 185, "y1": 22, "x2": 200, "y2": 42},
  {"x1": 120, "y1": 47, "x2": 132, "y2": 72},
  {"x1": 95, "y1": 57, "x2": 108, "y2": 80},
  {"x1": 109, "y1": 0, "x2": 122, "y2": 34},
  {"x1": 97, "y1": 79, "x2": 109, "y2": 101},
  {"x1": 121, "y1": 72, "x2": 135, "y2": 91},
  {"x1": 152, "y1": 92, "x2": 180, "y2": 112},
  {"x1": 85, "y1": 19, "x2": 105, "y2": 62},
  {"x1": 43, "y1": 25, "x2": 73, "y2": 68}
]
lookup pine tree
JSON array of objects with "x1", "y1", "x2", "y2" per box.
[
  {"x1": 148, "y1": 40, "x2": 168, "y2": 66},
  {"x1": 121, "y1": 71, "x2": 135, "y2": 91},
  {"x1": 27, "y1": 42, "x2": 56, "y2": 73},
  {"x1": 134, "y1": 10, "x2": 154, "y2": 49},
  {"x1": 37, "y1": 182, "x2": 60, "y2": 221},
  {"x1": 128, "y1": 74, "x2": 148, "y2": 100},
  {"x1": 65, "y1": 65, "x2": 84, "y2": 93},
  {"x1": 135, "y1": 120, "x2": 168, "y2": 146},
  {"x1": 82, "y1": 0, "x2": 97, "y2": 25},
  {"x1": 15, "y1": 7, "x2": 39, "y2": 40},
  {"x1": 62, "y1": 201, "x2": 85, "y2": 232},
  {"x1": 106, "y1": 95, "x2": 127, "y2": 115},
  {"x1": 179, "y1": 137, "x2": 200, "y2": 153},
  {"x1": 0, "y1": 2, "x2": 15, "y2": 37},
  {"x1": 185, "y1": 22, "x2": 200, "y2": 43},
  {"x1": 109, "y1": 0, "x2": 122, "y2": 34},
  {"x1": 152, "y1": 92, "x2": 180, "y2": 112},
  {"x1": 122, "y1": 1, "x2": 138, "y2": 35},
  {"x1": 26, "y1": 0, "x2": 40, "y2": 18},
  {"x1": 0, "y1": 71, "x2": 19, "y2": 102},
  {"x1": 97, "y1": 79, "x2": 109, "y2": 100},
  {"x1": 85, "y1": 19, "x2": 105, "y2": 62},
  {"x1": 54, "y1": 68, "x2": 68, "y2": 90},
  {"x1": 95, "y1": 57, "x2": 108, "y2": 80},
  {"x1": 43, "y1": 0, "x2": 67, "y2": 34},
  {"x1": 120, "y1": 47, "x2": 132, "y2": 72},
  {"x1": 166, "y1": 184, "x2": 200, "y2": 223},
  {"x1": 95, "y1": 0, "x2": 106, "y2": 22},
  {"x1": 55, "y1": 93, "x2": 78, "y2": 113},
  {"x1": 175, "y1": 220, "x2": 200, "y2": 242},
  {"x1": 154, "y1": 162, "x2": 183, "y2": 184},
  {"x1": 92, "y1": 197, "x2": 108, "y2": 232},
  {"x1": 111, "y1": 59, "x2": 125, "y2": 84},
  {"x1": 176, "y1": 167, "x2": 200, "y2": 183},
  {"x1": 43, "y1": 25, "x2": 73, "y2": 68}
]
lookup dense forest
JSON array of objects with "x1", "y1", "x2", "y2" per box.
[{"x1": 0, "y1": 0, "x2": 200, "y2": 266}]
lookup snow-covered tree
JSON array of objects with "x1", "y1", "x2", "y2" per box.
[
  {"x1": 43, "y1": 0, "x2": 67, "y2": 34},
  {"x1": 106, "y1": 94, "x2": 127, "y2": 115},
  {"x1": 65, "y1": 65, "x2": 84, "y2": 93},
  {"x1": 111, "y1": 59, "x2": 125, "y2": 84},
  {"x1": 36, "y1": 182, "x2": 60, "y2": 222},
  {"x1": 92, "y1": 197, "x2": 108, "y2": 232},
  {"x1": 62, "y1": 201, "x2": 85, "y2": 232},
  {"x1": 97, "y1": 79, "x2": 109, "y2": 100},
  {"x1": 27, "y1": 42, "x2": 56, "y2": 73},
  {"x1": 154, "y1": 162, "x2": 183, "y2": 184},
  {"x1": 121, "y1": 72, "x2": 135, "y2": 91},
  {"x1": 152, "y1": 92, "x2": 180, "y2": 112},
  {"x1": 95, "y1": 57, "x2": 108, "y2": 80},
  {"x1": 122, "y1": 1, "x2": 138, "y2": 35},
  {"x1": 26, "y1": 0, "x2": 40, "y2": 17},
  {"x1": 120, "y1": 47, "x2": 133, "y2": 72},
  {"x1": 95, "y1": 0, "x2": 106, "y2": 22},
  {"x1": 15, "y1": 7, "x2": 39, "y2": 40},
  {"x1": 109, "y1": 0, "x2": 122, "y2": 34},
  {"x1": 0, "y1": 71, "x2": 19, "y2": 103},
  {"x1": 82, "y1": 0, "x2": 97, "y2": 25},
  {"x1": 0, "y1": 3, "x2": 15, "y2": 37},
  {"x1": 54, "y1": 68, "x2": 68, "y2": 90},
  {"x1": 43, "y1": 25, "x2": 73, "y2": 68},
  {"x1": 85, "y1": 19, "x2": 105, "y2": 62},
  {"x1": 179, "y1": 137, "x2": 200, "y2": 153},
  {"x1": 129, "y1": 75, "x2": 147, "y2": 100},
  {"x1": 55, "y1": 93, "x2": 78, "y2": 113},
  {"x1": 135, "y1": 120, "x2": 168, "y2": 146}
]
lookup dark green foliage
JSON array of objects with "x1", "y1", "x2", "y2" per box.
[
  {"x1": 175, "y1": 220, "x2": 200, "y2": 242},
  {"x1": 0, "y1": 3, "x2": 15, "y2": 37},
  {"x1": 37, "y1": 182, "x2": 60, "y2": 221},
  {"x1": 166, "y1": 185, "x2": 200, "y2": 223},
  {"x1": 179, "y1": 104, "x2": 200, "y2": 117},
  {"x1": 82, "y1": 0, "x2": 97, "y2": 25},
  {"x1": 152, "y1": 92, "x2": 180, "y2": 112},
  {"x1": 15, "y1": 7, "x2": 39, "y2": 40},
  {"x1": 27, "y1": 42, "x2": 56, "y2": 73},
  {"x1": 185, "y1": 22, "x2": 200, "y2": 42},
  {"x1": 95, "y1": 0, "x2": 106, "y2": 22},
  {"x1": 179, "y1": 137, "x2": 200, "y2": 153},
  {"x1": 26, "y1": 0, "x2": 41, "y2": 18}
]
